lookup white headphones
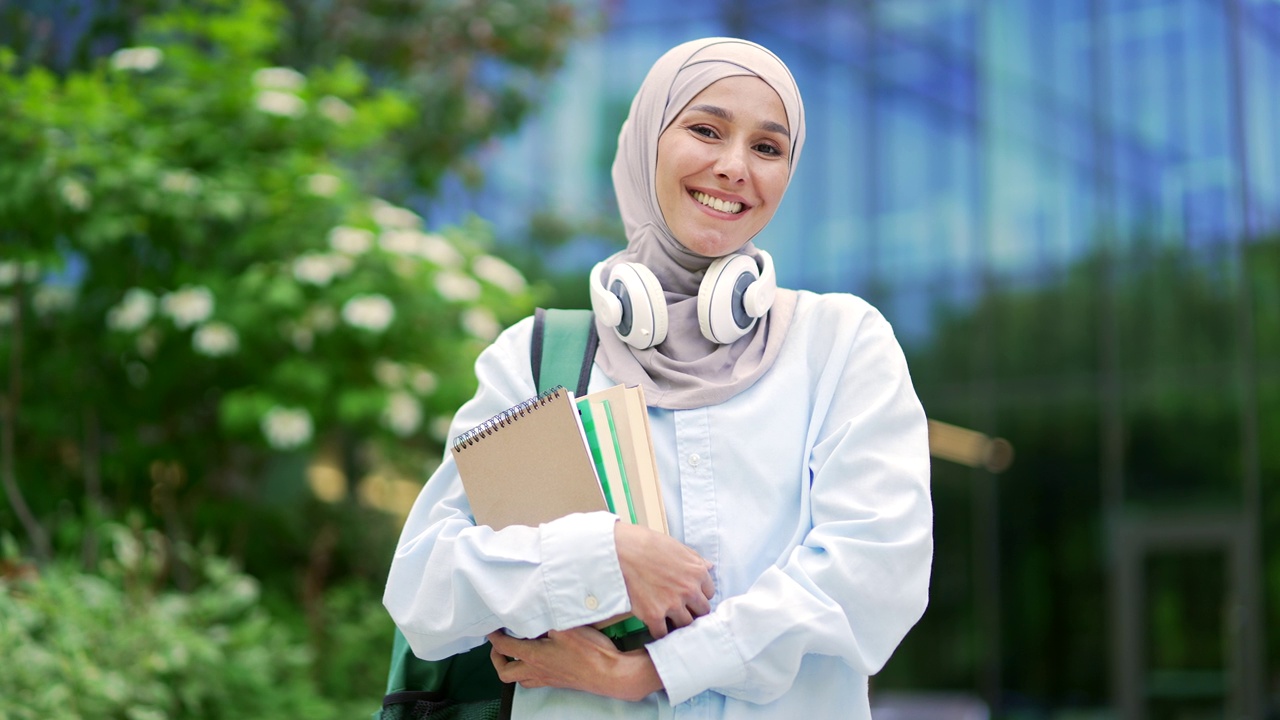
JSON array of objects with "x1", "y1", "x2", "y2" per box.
[{"x1": 589, "y1": 250, "x2": 777, "y2": 349}]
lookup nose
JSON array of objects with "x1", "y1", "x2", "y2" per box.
[{"x1": 714, "y1": 142, "x2": 748, "y2": 184}]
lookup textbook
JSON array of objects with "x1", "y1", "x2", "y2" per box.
[
  {"x1": 575, "y1": 384, "x2": 667, "y2": 535},
  {"x1": 450, "y1": 386, "x2": 606, "y2": 531}
]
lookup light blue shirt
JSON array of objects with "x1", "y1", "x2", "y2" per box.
[{"x1": 384, "y1": 291, "x2": 933, "y2": 719}]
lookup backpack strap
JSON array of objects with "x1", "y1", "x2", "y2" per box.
[{"x1": 532, "y1": 308, "x2": 598, "y2": 395}]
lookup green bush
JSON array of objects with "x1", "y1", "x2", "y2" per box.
[{"x1": 0, "y1": 524, "x2": 374, "y2": 719}]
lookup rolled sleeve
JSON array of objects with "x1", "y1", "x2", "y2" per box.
[
  {"x1": 539, "y1": 511, "x2": 631, "y2": 630},
  {"x1": 647, "y1": 614, "x2": 748, "y2": 705}
]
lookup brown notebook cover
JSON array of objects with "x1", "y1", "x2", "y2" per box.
[{"x1": 450, "y1": 386, "x2": 606, "y2": 530}]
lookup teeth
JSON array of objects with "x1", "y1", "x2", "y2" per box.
[{"x1": 692, "y1": 191, "x2": 743, "y2": 214}]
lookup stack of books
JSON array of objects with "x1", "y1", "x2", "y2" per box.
[{"x1": 449, "y1": 383, "x2": 667, "y2": 638}]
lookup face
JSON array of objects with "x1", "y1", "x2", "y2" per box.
[{"x1": 655, "y1": 75, "x2": 791, "y2": 258}]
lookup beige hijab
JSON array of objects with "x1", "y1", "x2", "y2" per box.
[{"x1": 593, "y1": 38, "x2": 806, "y2": 410}]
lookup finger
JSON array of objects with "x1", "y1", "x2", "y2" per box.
[
  {"x1": 490, "y1": 645, "x2": 518, "y2": 681},
  {"x1": 687, "y1": 593, "x2": 711, "y2": 618},
  {"x1": 700, "y1": 573, "x2": 716, "y2": 600},
  {"x1": 487, "y1": 630, "x2": 516, "y2": 655},
  {"x1": 647, "y1": 616, "x2": 669, "y2": 640},
  {"x1": 668, "y1": 607, "x2": 694, "y2": 631}
]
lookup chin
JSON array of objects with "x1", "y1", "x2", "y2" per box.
[{"x1": 676, "y1": 232, "x2": 752, "y2": 258}]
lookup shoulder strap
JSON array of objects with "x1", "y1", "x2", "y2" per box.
[{"x1": 532, "y1": 308, "x2": 598, "y2": 395}]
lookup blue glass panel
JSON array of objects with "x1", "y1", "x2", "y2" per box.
[{"x1": 1242, "y1": 22, "x2": 1280, "y2": 235}]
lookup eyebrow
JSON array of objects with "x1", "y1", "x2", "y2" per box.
[{"x1": 687, "y1": 103, "x2": 790, "y2": 139}]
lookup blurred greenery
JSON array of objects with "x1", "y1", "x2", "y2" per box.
[
  {"x1": 0, "y1": 0, "x2": 590, "y2": 194},
  {"x1": 0, "y1": 0, "x2": 583, "y2": 715},
  {"x1": 0, "y1": 521, "x2": 391, "y2": 719}
]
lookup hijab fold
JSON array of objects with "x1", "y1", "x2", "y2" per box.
[{"x1": 594, "y1": 38, "x2": 806, "y2": 410}]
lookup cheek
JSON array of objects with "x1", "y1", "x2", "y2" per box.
[{"x1": 758, "y1": 166, "x2": 790, "y2": 202}]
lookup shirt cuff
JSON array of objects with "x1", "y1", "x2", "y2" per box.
[
  {"x1": 539, "y1": 511, "x2": 630, "y2": 630},
  {"x1": 647, "y1": 612, "x2": 748, "y2": 705}
]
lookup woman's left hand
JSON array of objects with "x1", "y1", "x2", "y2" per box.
[{"x1": 487, "y1": 627, "x2": 663, "y2": 702}]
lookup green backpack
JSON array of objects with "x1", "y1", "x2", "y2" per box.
[{"x1": 376, "y1": 308, "x2": 599, "y2": 720}]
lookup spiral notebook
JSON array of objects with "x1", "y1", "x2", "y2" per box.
[{"x1": 450, "y1": 386, "x2": 607, "y2": 530}]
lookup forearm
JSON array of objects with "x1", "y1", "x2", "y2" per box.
[{"x1": 384, "y1": 505, "x2": 631, "y2": 658}]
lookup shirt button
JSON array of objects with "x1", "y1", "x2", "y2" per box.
[
  {"x1": 688, "y1": 453, "x2": 701, "y2": 467},
  {"x1": 584, "y1": 595, "x2": 599, "y2": 610}
]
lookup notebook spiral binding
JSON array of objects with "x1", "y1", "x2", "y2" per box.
[{"x1": 451, "y1": 385, "x2": 567, "y2": 452}]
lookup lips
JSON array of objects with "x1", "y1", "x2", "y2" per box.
[{"x1": 690, "y1": 190, "x2": 745, "y2": 215}]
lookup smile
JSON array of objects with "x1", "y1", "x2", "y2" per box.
[{"x1": 691, "y1": 190, "x2": 744, "y2": 215}]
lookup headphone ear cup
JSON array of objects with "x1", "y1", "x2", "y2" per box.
[
  {"x1": 608, "y1": 262, "x2": 668, "y2": 349},
  {"x1": 742, "y1": 249, "x2": 777, "y2": 318},
  {"x1": 588, "y1": 260, "x2": 622, "y2": 327},
  {"x1": 698, "y1": 253, "x2": 762, "y2": 344}
]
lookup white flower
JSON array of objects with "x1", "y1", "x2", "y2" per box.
[
  {"x1": 381, "y1": 391, "x2": 422, "y2": 437},
  {"x1": 0, "y1": 297, "x2": 14, "y2": 326},
  {"x1": 192, "y1": 322, "x2": 239, "y2": 357},
  {"x1": 107, "y1": 288, "x2": 157, "y2": 332},
  {"x1": 260, "y1": 406, "x2": 313, "y2": 449},
  {"x1": 318, "y1": 96, "x2": 355, "y2": 124},
  {"x1": 161, "y1": 170, "x2": 202, "y2": 195},
  {"x1": 341, "y1": 294, "x2": 394, "y2": 332},
  {"x1": 379, "y1": 230, "x2": 464, "y2": 268},
  {"x1": 434, "y1": 271, "x2": 481, "y2": 302},
  {"x1": 472, "y1": 255, "x2": 527, "y2": 294},
  {"x1": 292, "y1": 253, "x2": 353, "y2": 286},
  {"x1": 160, "y1": 285, "x2": 214, "y2": 329},
  {"x1": 0, "y1": 262, "x2": 37, "y2": 289},
  {"x1": 429, "y1": 416, "x2": 454, "y2": 443},
  {"x1": 417, "y1": 233, "x2": 464, "y2": 268},
  {"x1": 252, "y1": 67, "x2": 306, "y2": 91},
  {"x1": 410, "y1": 367, "x2": 438, "y2": 396},
  {"x1": 254, "y1": 90, "x2": 305, "y2": 118},
  {"x1": 461, "y1": 306, "x2": 500, "y2": 340},
  {"x1": 379, "y1": 229, "x2": 420, "y2": 257},
  {"x1": 304, "y1": 173, "x2": 341, "y2": 197},
  {"x1": 328, "y1": 226, "x2": 374, "y2": 255},
  {"x1": 370, "y1": 200, "x2": 421, "y2": 230},
  {"x1": 110, "y1": 46, "x2": 163, "y2": 72},
  {"x1": 32, "y1": 285, "x2": 75, "y2": 316},
  {"x1": 59, "y1": 178, "x2": 91, "y2": 211},
  {"x1": 373, "y1": 359, "x2": 404, "y2": 388}
]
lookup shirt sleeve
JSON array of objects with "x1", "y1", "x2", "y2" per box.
[
  {"x1": 646, "y1": 302, "x2": 934, "y2": 705},
  {"x1": 382, "y1": 317, "x2": 632, "y2": 661}
]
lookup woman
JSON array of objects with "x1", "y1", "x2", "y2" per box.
[{"x1": 383, "y1": 37, "x2": 932, "y2": 718}]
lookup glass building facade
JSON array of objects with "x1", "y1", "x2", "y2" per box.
[{"x1": 432, "y1": 1, "x2": 1280, "y2": 717}]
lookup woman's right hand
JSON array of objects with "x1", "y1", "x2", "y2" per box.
[{"x1": 613, "y1": 521, "x2": 715, "y2": 639}]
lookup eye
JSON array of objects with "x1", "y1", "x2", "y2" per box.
[
  {"x1": 689, "y1": 124, "x2": 719, "y2": 139},
  {"x1": 754, "y1": 142, "x2": 782, "y2": 157}
]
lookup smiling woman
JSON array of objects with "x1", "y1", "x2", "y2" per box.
[
  {"x1": 655, "y1": 75, "x2": 791, "y2": 259},
  {"x1": 384, "y1": 37, "x2": 932, "y2": 720}
]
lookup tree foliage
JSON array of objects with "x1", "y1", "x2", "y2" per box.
[
  {"x1": 0, "y1": 0, "x2": 587, "y2": 194},
  {"x1": 0, "y1": 0, "x2": 545, "y2": 572}
]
